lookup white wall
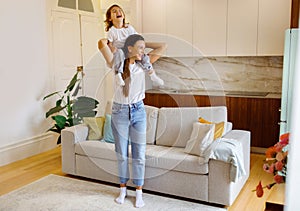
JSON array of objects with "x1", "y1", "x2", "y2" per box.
[{"x1": 0, "y1": 0, "x2": 56, "y2": 165}]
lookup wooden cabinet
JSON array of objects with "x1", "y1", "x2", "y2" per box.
[{"x1": 144, "y1": 92, "x2": 281, "y2": 148}]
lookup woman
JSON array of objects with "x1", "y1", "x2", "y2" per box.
[{"x1": 111, "y1": 34, "x2": 166, "y2": 208}]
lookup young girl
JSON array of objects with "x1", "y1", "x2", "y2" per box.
[
  {"x1": 98, "y1": 4, "x2": 165, "y2": 86},
  {"x1": 111, "y1": 34, "x2": 165, "y2": 208}
]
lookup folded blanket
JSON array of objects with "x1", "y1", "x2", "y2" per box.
[{"x1": 203, "y1": 138, "x2": 246, "y2": 182}]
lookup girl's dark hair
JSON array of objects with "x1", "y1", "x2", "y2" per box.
[
  {"x1": 121, "y1": 34, "x2": 145, "y2": 97},
  {"x1": 104, "y1": 4, "x2": 127, "y2": 32}
]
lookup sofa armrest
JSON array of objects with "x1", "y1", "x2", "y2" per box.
[
  {"x1": 208, "y1": 130, "x2": 250, "y2": 205},
  {"x1": 61, "y1": 124, "x2": 89, "y2": 174}
]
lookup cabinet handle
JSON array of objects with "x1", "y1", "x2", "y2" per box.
[
  {"x1": 77, "y1": 66, "x2": 83, "y2": 72},
  {"x1": 278, "y1": 108, "x2": 281, "y2": 112},
  {"x1": 278, "y1": 121, "x2": 287, "y2": 125}
]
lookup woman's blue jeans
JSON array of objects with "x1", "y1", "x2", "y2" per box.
[{"x1": 111, "y1": 101, "x2": 146, "y2": 186}]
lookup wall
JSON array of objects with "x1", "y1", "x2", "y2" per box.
[{"x1": 0, "y1": 0, "x2": 57, "y2": 166}]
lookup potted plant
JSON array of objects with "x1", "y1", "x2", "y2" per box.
[{"x1": 43, "y1": 71, "x2": 99, "y2": 144}]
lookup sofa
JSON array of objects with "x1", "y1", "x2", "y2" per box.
[{"x1": 61, "y1": 103, "x2": 250, "y2": 206}]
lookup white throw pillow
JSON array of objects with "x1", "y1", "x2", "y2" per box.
[{"x1": 184, "y1": 122, "x2": 215, "y2": 157}]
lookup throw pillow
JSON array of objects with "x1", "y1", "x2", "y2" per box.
[
  {"x1": 198, "y1": 117, "x2": 225, "y2": 140},
  {"x1": 184, "y1": 122, "x2": 215, "y2": 157},
  {"x1": 83, "y1": 117, "x2": 105, "y2": 140},
  {"x1": 103, "y1": 114, "x2": 115, "y2": 143}
]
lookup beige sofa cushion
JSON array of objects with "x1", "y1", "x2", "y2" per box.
[
  {"x1": 145, "y1": 145, "x2": 208, "y2": 174},
  {"x1": 156, "y1": 106, "x2": 227, "y2": 147},
  {"x1": 145, "y1": 105, "x2": 159, "y2": 144},
  {"x1": 75, "y1": 141, "x2": 208, "y2": 175}
]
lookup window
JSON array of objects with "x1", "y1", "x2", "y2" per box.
[
  {"x1": 58, "y1": 0, "x2": 76, "y2": 9},
  {"x1": 58, "y1": 0, "x2": 94, "y2": 12},
  {"x1": 78, "y1": 0, "x2": 94, "y2": 12}
]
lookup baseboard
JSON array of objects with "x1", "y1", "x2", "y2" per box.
[{"x1": 0, "y1": 132, "x2": 59, "y2": 167}]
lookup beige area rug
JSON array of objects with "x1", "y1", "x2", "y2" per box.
[{"x1": 0, "y1": 174, "x2": 227, "y2": 211}]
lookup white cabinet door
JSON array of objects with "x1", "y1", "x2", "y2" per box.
[
  {"x1": 51, "y1": 11, "x2": 82, "y2": 91},
  {"x1": 193, "y1": 0, "x2": 227, "y2": 56},
  {"x1": 142, "y1": 0, "x2": 166, "y2": 34},
  {"x1": 166, "y1": 0, "x2": 193, "y2": 57},
  {"x1": 141, "y1": 0, "x2": 167, "y2": 53},
  {"x1": 227, "y1": 0, "x2": 259, "y2": 56},
  {"x1": 142, "y1": 0, "x2": 193, "y2": 57},
  {"x1": 257, "y1": 0, "x2": 291, "y2": 55}
]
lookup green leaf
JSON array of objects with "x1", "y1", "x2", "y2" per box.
[
  {"x1": 73, "y1": 96, "x2": 99, "y2": 111},
  {"x1": 56, "y1": 99, "x2": 63, "y2": 107},
  {"x1": 53, "y1": 115, "x2": 67, "y2": 129},
  {"x1": 43, "y1": 91, "x2": 61, "y2": 100},
  {"x1": 64, "y1": 72, "x2": 79, "y2": 93},
  {"x1": 76, "y1": 110, "x2": 97, "y2": 118},
  {"x1": 45, "y1": 105, "x2": 66, "y2": 118}
]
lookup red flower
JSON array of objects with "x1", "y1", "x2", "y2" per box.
[
  {"x1": 275, "y1": 161, "x2": 283, "y2": 171},
  {"x1": 256, "y1": 181, "x2": 264, "y2": 197},
  {"x1": 274, "y1": 174, "x2": 284, "y2": 184},
  {"x1": 265, "y1": 146, "x2": 277, "y2": 158},
  {"x1": 263, "y1": 163, "x2": 275, "y2": 174},
  {"x1": 279, "y1": 133, "x2": 289, "y2": 146}
]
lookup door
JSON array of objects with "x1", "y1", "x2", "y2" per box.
[
  {"x1": 51, "y1": 10, "x2": 106, "y2": 99},
  {"x1": 51, "y1": 10, "x2": 82, "y2": 92}
]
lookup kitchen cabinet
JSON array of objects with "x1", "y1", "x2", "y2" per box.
[
  {"x1": 144, "y1": 92, "x2": 281, "y2": 148},
  {"x1": 142, "y1": 0, "x2": 193, "y2": 57},
  {"x1": 166, "y1": 0, "x2": 193, "y2": 57},
  {"x1": 227, "y1": 0, "x2": 258, "y2": 56},
  {"x1": 257, "y1": 0, "x2": 292, "y2": 55},
  {"x1": 193, "y1": 0, "x2": 227, "y2": 56},
  {"x1": 140, "y1": 0, "x2": 292, "y2": 56}
]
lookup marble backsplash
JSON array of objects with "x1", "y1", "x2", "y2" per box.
[{"x1": 151, "y1": 56, "x2": 283, "y2": 94}]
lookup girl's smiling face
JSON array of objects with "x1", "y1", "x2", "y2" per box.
[{"x1": 109, "y1": 6, "x2": 124, "y2": 25}]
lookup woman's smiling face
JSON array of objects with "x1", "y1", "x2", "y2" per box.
[{"x1": 128, "y1": 40, "x2": 146, "y2": 61}]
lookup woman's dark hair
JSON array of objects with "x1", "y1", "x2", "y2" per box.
[
  {"x1": 122, "y1": 34, "x2": 145, "y2": 57},
  {"x1": 122, "y1": 34, "x2": 145, "y2": 97},
  {"x1": 104, "y1": 4, "x2": 127, "y2": 32}
]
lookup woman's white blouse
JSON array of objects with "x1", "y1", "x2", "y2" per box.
[{"x1": 113, "y1": 63, "x2": 145, "y2": 104}]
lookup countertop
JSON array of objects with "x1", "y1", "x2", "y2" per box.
[{"x1": 146, "y1": 89, "x2": 281, "y2": 99}]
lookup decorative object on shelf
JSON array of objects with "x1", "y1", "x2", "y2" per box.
[
  {"x1": 43, "y1": 70, "x2": 99, "y2": 144},
  {"x1": 254, "y1": 133, "x2": 289, "y2": 197}
]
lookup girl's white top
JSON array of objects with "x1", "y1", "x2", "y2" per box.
[
  {"x1": 107, "y1": 25, "x2": 137, "y2": 49},
  {"x1": 113, "y1": 63, "x2": 145, "y2": 104}
]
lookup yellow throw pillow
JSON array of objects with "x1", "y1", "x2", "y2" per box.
[
  {"x1": 198, "y1": 117, "x2": 225, "y2": 140},
  {"x1": 83, "y1": 117, "x2": 105, "y2": 140}
]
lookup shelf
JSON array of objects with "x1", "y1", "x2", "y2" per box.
[{"x1": 265, "y1": 183, "x2": 285, "y2": 211}]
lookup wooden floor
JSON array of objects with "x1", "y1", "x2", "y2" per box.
[{"x1": 0, "y1": 146, "x2": 279, "y2": 211}]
